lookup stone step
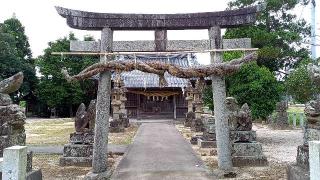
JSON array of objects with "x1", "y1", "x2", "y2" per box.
[
  {"x1": 59, "y1": 157, "x2": 92, "y2": 167},
  {"x1": 197, "y1": 138, "x2": 217, "y2": 148},
  {"x1": 63, "y1": 144, "x2": 92, "y2": 157},
  {"x1": 69, "y1": 132, "x2": 94, "y2": 144},
  {"x1": 232, "y1": 155, "x2": 268, "y2": 167}
]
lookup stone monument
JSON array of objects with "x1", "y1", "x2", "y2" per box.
[
  {"x1": 274, "y1": 101, "x2": 289, "y2": 128},
  {"x1": 0, "y1": 72, "x2": 42, "y2": 179},
  {"x1": 197, "y1": 114, "x2": 216, "y2": 148},
  {"x1": 0, "y1": 72, "x2": 26, "y2": 155},
  {"x1": 110, "y1": 74, "x2": 128, "y2": 133},
  {"x1": 226, "y1": 97, "x2": 268, "y2": 167},
  {"x1": 185, "y1": 83, "x2": 195, "y2": 127},
  {"x1": 191, "y1": 79, "x2": 204, "y2": 132},
  {"x1": 60, "y1": 100, "x2": 96, "y2": 167}
]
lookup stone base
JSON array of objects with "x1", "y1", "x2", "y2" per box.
[
  {"x1": 85, "y1": 170, "x2": 111, "y2": 180},
  {"x1": 60, "y1": 157, "x2": 92, "y2": 167},
  {"x1": 63, "y1": 144, "x2": 93, "y2": 157},
  {"x1": 230, "y1": 131, "x2": 256, "y2": 143},
  {"x1": 26, "y1": 169, "x2": 43, "y2": 180},
  {"x1": 232, "y1": 155, "x2": 268, "y2": 167},
  {"x1": 197, "y1": 138, "x2": 216, "y2": 148},
  {"x1": 287, "y1": 164, "x2": 309, "y2": 180},
  {"x1": 70, "y1": 132, "x2": 94, "y2": 144},
  {"x1": 231, "y1": 142, "x2": 268, "y2": 167},
  {"x1": 0, "y1": 93, "x2": 12, "y2": 106},
  {"x1": 296, "y1": 145, "x2": 309, "y2": 170},
  {"x1": 232, "y1": 142, "x2": 263, "y2": 156},
  {"x1": 190, "y1": 135, "x2": 202, "y2": 145}
]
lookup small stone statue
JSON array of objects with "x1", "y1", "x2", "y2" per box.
[
  {"x1": 305, "y1": 100, "x2": 320, "y2": 126},
  {"x1": 74, "y1": 100, "x2": 96, "y2": 133},
  {"x1": 226, "y1": 97, "x2": 252, "y2": 131}
]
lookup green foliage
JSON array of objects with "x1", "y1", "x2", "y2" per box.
[
  {"x1": 202, "y1": 62, "x2": 282, "y2": 119},
  {"x1": 36, "y1": 33, "x2": 97, "y2": 111},
  {"x1": 225, "y1": 0, "x2": 310, "y2": 72},
  {"x1": 227, "y1": 62, "x2": 283, "y2": 119},
  {"x1": 202, "y1": 86, "x2": 214, "y2": 110},
  {"x1": 0, "y1": 17, "x2": 37, "y2": 101},
  {"x1": 285, "y1": 59, "x2": 319, "y2": 103}
]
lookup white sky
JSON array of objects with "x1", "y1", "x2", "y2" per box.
[{"x1": 0, "y1": 0, "x2": 319, "y2": 65}]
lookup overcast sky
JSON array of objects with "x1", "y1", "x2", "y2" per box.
[{"x1": 0, "y1": 0, "x2": 318, "y2": 64}]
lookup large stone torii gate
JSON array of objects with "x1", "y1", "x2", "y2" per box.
[{"x1": 56, "y1": 5, "x2": 263, "y2": 179}]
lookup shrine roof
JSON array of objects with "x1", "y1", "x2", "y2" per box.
[{"x1": 110, "y1": 53, "x2": 198, "y2": 88}]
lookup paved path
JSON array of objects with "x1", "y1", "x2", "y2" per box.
[
  {"x1": 28, "y1": 144, "x2": 128, "y2": 155},
  {"x1": 112, "y1": 122, "x2": 211, "y2": 180}
]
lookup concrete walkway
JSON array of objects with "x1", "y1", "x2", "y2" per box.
[{"x1": 112, "y1": 122, "x2": 211, "y2": 180}]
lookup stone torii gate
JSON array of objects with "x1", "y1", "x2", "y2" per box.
[{"x1": 55, "y1": 5, "x2": 262, "y2": 179}]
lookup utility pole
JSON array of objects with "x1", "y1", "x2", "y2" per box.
[{"x1": 311, "y1": 0, "x2": 317, "y2": 63}]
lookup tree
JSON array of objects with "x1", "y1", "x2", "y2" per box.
[
  {"x1": 225, "y1": 0, "x2": 310, "y2": 72},
  {"x1": 0, "y1": 17, "x2": 37, "y2": 101},
  {"x1": 285, "y1": 59, "x2": 319, "y2": 103},
  {"x1": 227, "y1": 62, "x2": 283, "y2": 119},
  {"x1": 36, "y1": 33, "x2": 97, "y2": 117}
]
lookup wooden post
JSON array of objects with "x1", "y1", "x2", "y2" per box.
[
  {"x1": 173, "y1": 95, "x2": 177, "y2": 119},
  {"x1": 209, "y1": 26, "x2": 232, "y2": 171},
  {"x1": 88, "y1": 27, "x2": 113, "y2": 178}
]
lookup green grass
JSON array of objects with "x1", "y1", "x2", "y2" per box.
[{"x1": 26, "y1": 118, "x2": 138, "y2": 146}]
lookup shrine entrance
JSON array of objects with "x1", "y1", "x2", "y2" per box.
[{"x1": 54, "y1": 4, "x2": 263, "y2": 179}]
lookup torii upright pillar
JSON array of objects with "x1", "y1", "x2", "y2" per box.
[
  {"x1": 209, "y1": 26, "x2": 232, "y2": 170},
  {"x1": 87, "y1": 27, "x2": 113, "y2": 179}
]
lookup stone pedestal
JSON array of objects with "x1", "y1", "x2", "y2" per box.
[
  {"x1": 231, "y1": 142, "x2": 268, "y2": 167},
  {"x1": 60, "y1": 132, "x2": 94, "y2": 167},
  {"x1": 197, "y1": 114, "x2": 217, "y2": 148}
]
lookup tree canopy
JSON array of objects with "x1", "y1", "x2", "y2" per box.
[
  {"x1": 0, "y1": 17, "x2": 37, "y2": 101},
  {"x1": 225, "y1": 0, "x2": 310, "y2": 72},
  {"x1": 36, "y1": 33, "x2": 97, "y2": 116}
]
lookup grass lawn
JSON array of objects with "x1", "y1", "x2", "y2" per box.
[{"x1": 25, "y1": 118, "x2": 138, "y2": 146}]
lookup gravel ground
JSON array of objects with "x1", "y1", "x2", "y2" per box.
[{"x1": 254, "y1": 123, "x2": 303, "y2": 164}]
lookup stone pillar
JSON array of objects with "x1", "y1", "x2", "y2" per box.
[
  {"x1": 87, "y1": 27, "x2": 113, "y2": 178},
  {"x1": 173, "y1": 95, "x2": 177, "y2": 119},
  {"x1": 155, "y1": 29, "x2": 167, "y2": 51},
  {"x1": 209, "y1": 26, "x2": 232, "y2": 170},
  {"x1": 2, "y1": 146, "x2": 27, "y2": 180},
  {"x1": 309, "y1": 141, "x2": 320, "y2": 180}
]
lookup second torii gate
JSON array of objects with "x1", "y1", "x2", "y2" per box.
[{"x1": 55, "y1": 5, "x2": 262, "y2": 179}]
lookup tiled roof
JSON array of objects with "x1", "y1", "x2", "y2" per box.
[{"x1": 113, "y1": 53, "x2": 198, "y2": 88}]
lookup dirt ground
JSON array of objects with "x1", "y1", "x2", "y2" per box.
[
  {"x1": 32, "y1": 154, "x2": 121, "y2": 180},
  {"x1": 176, "y1": 123, "x2": 303, "y2": 180}
]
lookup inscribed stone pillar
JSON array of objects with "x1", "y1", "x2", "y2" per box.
[
  {"x1": 209, "y1": 26, "x2": 232, "y2": 170},
  {"x1": 309, "y1": 141, "x2": 320, "y2": 180},
  {"x1": 92, "y1": 27, "x2": 113, "y2": 174}
]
